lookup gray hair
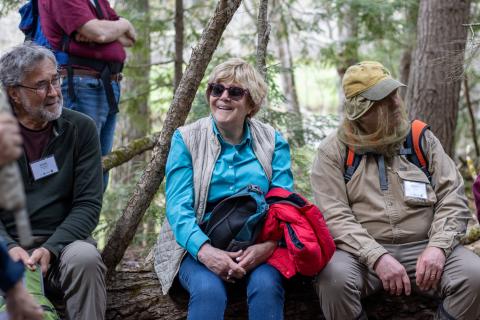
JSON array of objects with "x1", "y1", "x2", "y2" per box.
[{"x1": 0, "y1": 41, "x2": 57, "y2": 88}]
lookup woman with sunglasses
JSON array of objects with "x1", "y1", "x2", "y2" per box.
[{"x1": 155, "y1": 58, "x2": 294, "y2": 319}]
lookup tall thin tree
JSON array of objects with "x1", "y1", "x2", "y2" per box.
[
  {"x1": 256, "y1": 0, "x2": 270, "y2": 80},
  {"x1": 398, "y1": 1, "x2": 419, "y2": 99},
  {"x1": 174, "y1": 0, "x2": 184, "y2": 92}
]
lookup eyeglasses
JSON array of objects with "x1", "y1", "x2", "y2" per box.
[
  {"x1": 17, "y1": 75, "x2": 62, "y2": 96},
  {"x1": 208, "y1": 83, "x2": 248, "y2": 101}
]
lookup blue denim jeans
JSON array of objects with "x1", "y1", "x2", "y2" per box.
[
  {"x1": 61, "y1": 76, "x2": 120, "y2": 189},
  {"x1": 179, "y1": 255, "x2": 284, "y2": 320}
]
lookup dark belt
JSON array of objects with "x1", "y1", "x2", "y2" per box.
[{"x1": 59, "y1": 68, "x2": 123, "y2": 82}]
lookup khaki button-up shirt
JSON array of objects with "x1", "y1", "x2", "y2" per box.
[{"x1": 311, "y1": 130, "x2": 470, "y2": 269}]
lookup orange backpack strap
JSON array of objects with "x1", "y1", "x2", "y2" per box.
[
  {"x1": 411, "y1": 120, "x2": 429, "y2": 168},
  {"x1": 344, "y1": 147, "x2": 362, "y2": 182},
  {"x1": 404, "y1": 119, "x2": 431, "y2": 182},
  {"x1": 346, "y1": 148, "x2": 355, "y2": 167}
]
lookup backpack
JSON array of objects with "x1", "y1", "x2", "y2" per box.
[
  {"x1": 18, "y1": 0, "x2": 68, "y2": 65},
  {"x1": 200, "y1": 184, "x2": 268, "y2": 252},
  {"x1": 0, "y1": 267, "x2": 60, "y2": 320},
  {"x1": 344, "y1": 120, "x2": 431, "y2": 184}
]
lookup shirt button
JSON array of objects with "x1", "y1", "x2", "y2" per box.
[
  {"x1": 229, "y1": 165, "x2": 233, "y2": 169},
  {"x1": 230, "y1": 186, "x2": 234, "y2": 190}
]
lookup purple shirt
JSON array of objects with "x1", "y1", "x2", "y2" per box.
[
  {"x1": 473, "y1": 175, "x2": 480, "y2": 221},
  {"x1": 38, "y1": 0, "x2": 126, "y2": 63},
  {"x1": 19, "y1": 122, "x2": 53, "y2": 162}
]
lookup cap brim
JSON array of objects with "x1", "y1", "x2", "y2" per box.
[{"x1": 360, "y1": 78, "x2": 406, "y2": 101}]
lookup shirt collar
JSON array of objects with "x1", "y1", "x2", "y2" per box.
[{"x1": 210, "y1": 115, "x2": 252, "y2": 145}]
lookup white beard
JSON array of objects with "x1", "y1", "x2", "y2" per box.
[{"x1": 20, "y1": 94, "x2": 63, "y2": 123}]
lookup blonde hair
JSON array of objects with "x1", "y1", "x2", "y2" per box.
[
  {"x1": 205, "y1": 58, "x2": 267, "y2": 117},
  {"x1": 337, "y1": 96, "x2": 410, "y2": 157}
]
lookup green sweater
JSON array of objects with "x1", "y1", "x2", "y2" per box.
[{"x1": 0, "y1": 108, "x2": 103, "y2": 258}]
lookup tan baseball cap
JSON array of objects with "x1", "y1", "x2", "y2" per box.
[{"x1": 342, "y1": 61, "x2": 405, "y2": 101}]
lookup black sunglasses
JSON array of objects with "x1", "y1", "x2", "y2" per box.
[{"x1": 208, "y1": 83, "x2": 248, "y2": 101}]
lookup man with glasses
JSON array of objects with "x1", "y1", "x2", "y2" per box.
[{"x1": 0, "y1": 42, "x2": 106, "y2": 320}]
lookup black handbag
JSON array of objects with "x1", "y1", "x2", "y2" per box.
[{"x1": 200, "y1": 185, "x2": 268, "y2": 252}]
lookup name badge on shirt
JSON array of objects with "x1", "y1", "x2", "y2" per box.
[
  {"x1": 404, "y1": 180, "x2": 427, "y2": 199},
  {"x1": 30, "y1": 155, "x2": 58, "y2": 181}
]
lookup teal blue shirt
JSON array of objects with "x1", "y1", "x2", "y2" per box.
[{"x1": 165, "y1": 118, "x2": 293, "y2": 258}]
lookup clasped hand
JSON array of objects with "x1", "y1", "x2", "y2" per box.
[
  {"x1": 8, "y1": 246, "x2": 51, "y2": 275},
  {"x1": 198, "y1": 241, "x2": 276, "y2": 283}
]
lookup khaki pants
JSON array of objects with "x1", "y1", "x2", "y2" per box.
[
  {"x1": 316, "y1": 240, "x2": 480, "y2": 320},
  {"x1": 45, "y1": 240, "x2": 107, "y2": 320}
]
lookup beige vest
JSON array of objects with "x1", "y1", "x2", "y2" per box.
[{"x1": 154, "y1": 116, "x2": 276, "y2": 294}]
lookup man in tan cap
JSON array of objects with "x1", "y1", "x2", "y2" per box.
[{"x1": 311, "y1": 61, "x2": 480, "y2": 319}]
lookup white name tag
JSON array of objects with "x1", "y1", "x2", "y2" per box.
[
  {"x1": 30, "y1": 155, "x2": 59, "y2": 181},
  {"x1": 404, "y1": 180, "x2": 427, "y2": 199}
]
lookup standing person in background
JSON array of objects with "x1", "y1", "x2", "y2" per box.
[{"x1": 38, "y1": 0, "x2": 136, "y2": 189}]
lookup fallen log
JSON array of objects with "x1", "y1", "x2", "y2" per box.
[
  {"x1": 105, "y1": 238, "x2": 480, "y2": 319},
  {"x1": 105, "y1": 265, "x2": 438, "y2": 320}
]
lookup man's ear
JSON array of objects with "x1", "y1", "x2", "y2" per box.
[{"x1": 6, "y1": 86, "x2": 21, "y2": 105}]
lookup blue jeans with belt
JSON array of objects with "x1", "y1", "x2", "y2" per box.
[
  {"x1": 179, "y1": 254, "x2": 284, "y2": 320},
  {"x1": 61, "y1": 76, "x2": 120, "y2": 189}
]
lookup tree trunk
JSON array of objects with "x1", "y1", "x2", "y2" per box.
[
  {"x1": 276, "y1": 10, "x2": 299, "y2": 115},
  {"x1": 256, "y1": 0, "x2": 270, "y2": 80},
  {"x1": 406, "y1": 0, "x2": 471, "y2": 155},
  {"x1": 398, "y1": 49, "x2": 412, "y2": 99},
  {"x1": 272, "y1": 3, "x2": 305, "y2": 146},
  {"x1": 336, "y1": 6, "x2": 359, "y2": 114},
  {"x1": 101, "y1": 0, "x2": 243, "y2": 278},
  {"x1": 174, "y1": 0, "x2": 184, "y2": 93},
  {"x1": 282, "y1": 14, "x2": 300, "y2": 116},
  {"x1": 398, "y1": 2, "x2": 418, "y2": 99}
]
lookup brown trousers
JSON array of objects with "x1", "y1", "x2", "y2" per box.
[
  {"x1": 46, "y1": 240, "x2": 107, "y2": 320},
  {"x1": 316, "y1": 240, "x2": 480, "y2": 320}
]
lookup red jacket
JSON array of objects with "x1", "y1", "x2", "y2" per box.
[{"x1": 258, "y1": 188, "x2": 335, "y2": 278}]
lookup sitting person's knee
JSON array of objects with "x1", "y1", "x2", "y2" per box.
[
  {"x1": 191, "y1": 280, "x2": 227, "y2": 305},
  {"x1": 248, "y1": 264, "x2": 283, "y2": 289},
  {"x1": 247, "y1": 264, "x2": 284, "y2": 297},
  {"x1": 456, "y1": 259, "x2": 480, "y2": 295},
  {"x1": 316, "y1": 263, "x2": 356, "y2": 295},
  {"x1": 63, "y1": 241, "x2": 104, "y2": 273}
]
